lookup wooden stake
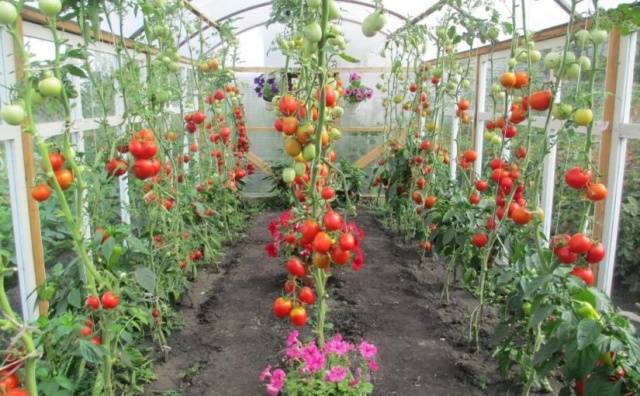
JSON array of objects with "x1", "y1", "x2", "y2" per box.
[
  {"x1": 592, "y1": 26, "x2": 621, "y2": 280},
  {"x1": 13, "y1": 16, "x2": 48, "y2": 316}
]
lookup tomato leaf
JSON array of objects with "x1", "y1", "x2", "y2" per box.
[
  {"x1": 62, "y1": 64, "x2": 88, "y2": 79},
  {"x1": 134, "y1": 266, "x2": 156, "y2": 293},
  {"x1": 67, "y1": 288, "x2": 82, "y2": 308},
  {"x1": 584, "y1": 374, "x2": 622, "y2": 396},
  {"x1": 79, "y1": 339, "x2": 104, "y2": 364},
  {"x1": 528, "y1": 304, "x2": 554, "y2": 329},
  {"x1": 577, "y1": 319, "x2": 600, "y2": 350}
]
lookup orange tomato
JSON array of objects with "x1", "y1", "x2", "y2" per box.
[
  {"x1": 586, "y1": 183, "x2": 608, "y2": 201},
  {"x1": 514, "y1": 71, "x2": 529, "y2": 89},
  {"x1": 500, "y1": 72, "x2": 516, "y2": 88},
  {"x1": 54, "y1": 169, "x2": 74, "y2": 190}
]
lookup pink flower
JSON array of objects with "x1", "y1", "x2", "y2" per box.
[
  {"x1": 324, "y1": 334, "x2": 353, "y2": 356},
  {"x1": 358, "y1": 341, "x2": 377, "y2": 360},
  {"x1": 268, "y1": 220, "x2": 279, "y2": 237},
  {"x1": 325, "y1": 366, "x2": 347, "y2": 383},
  {"x1": 367, "y1": 359, "x2": 379, "y2": 372},
  {"x1": 265, "y1": 242, "x2": 278, "y2": 258},
  {"x1": 259, "y1": 364, "x2": 272, "y2": 382},
  {"x1": 286, "y1": 330, "x2": 299, "y2": 347},
  {"x1": 265, "y1": 369, "x2": 286, "y2": 395},
  {"x1": 301, "y1": 342, "x2": 325, "y2": 373},
  {"x1": 352, "y1": 248, "x2": 364, "y2": 271},
  {"x1": 279, "y1": 210, "x2": 291, "y2": 226}
]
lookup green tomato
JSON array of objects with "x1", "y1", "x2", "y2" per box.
[
  {"x1": 507, "y1": 57, "x2": 518, "y2": 67},
  {"x1": 494, "y1": 91, "x2": 506, "y2": 101},
  {"x1": 590, "y1": 29, "x2": 608, "y2": 45},
  {"x1": 31, "y1": 89, "x2": 45, "y2": 106},
  {"x1": 327, "y1": 0, "x2": 340, "y2": 20},
  {"x1": 516, "y1": 49, "x2": 529, "y2": 63},
  {"x1": 167, "y1": 62, "x2": 179, "y2": 72},
  {"x1": 552, "y1": 103, "x2": 573, "y2": 120},
  {"x1": 543, "y1": 52, "x2": 561, "y2": 69},
  {"x1": 294, "y1": 162, "x2": 306, "y2": 176},
  {"x1": 0, "y1": 1, "x2": 18, "y2": 25},
  {"x1": 522, "y1": 302, "x2": 532, "y2": 316},
  {"x1": 487, "y1": 26, "x2": 499, "y2": 40},
  {"x1": 303, "y1": 22, "x2": 322, "y2": 43},
  {"x1": 461, "y1": 79, "x2": 470, "y2": 89},
  {"x1": 38, "y1": 76, "x2": 63, "y2": 97},
  {"x1": 578, "y1": 55, "x2": 592, "y2": 71},
  {"x1": 484, "y1": 131, "x2": 496, "y2": 141},
  {"x1": 1, "y1": 104, "x2": 26, "y2": 125},
  {"x1": 302, "y1": 144, "x2": 316, "y2": 161},
  {"x1": 362, "y1": 13, "x2": 378, "y2": 37},
  {"x1": 574, "y1": 29, "x2": 591, "y2": 46},
  {"x1": 38, "y1": 0, "x2": 62, "y2": 17},
  {"x1": 331, "y1": 106, "x2": 344, "y2": 118},
  {"x1": 282, "y1": 167, "x2": 296, "y2": 184},
  {"x1": 491, "y1": 134, "x2": 502, "y2": 145},
  {"x1": 369, "y1": 11, "x2": 386, "y2": 31},
  {"x1": 329, "y1": 127, "x2": 341, "y2": 140},
  {"x1": 529, "y1": 49, "x2": 542, "y2": 63},
  {"x1": 307, "y1": 0, "x2": 322, "y2": 9},
  {"x1": 564, "y1": 63, "x2": 581, "y2": 80},
  {"x1": 564, "y1": 51, "x2": 576, "y2": 64},
  {"x1": 490, "y1": 83, "x2": 501, "y2": 94}
]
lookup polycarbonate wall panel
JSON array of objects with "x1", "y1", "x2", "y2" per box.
[{"x1": 0, "y1": 143, "x2": 20, "y2": 313}]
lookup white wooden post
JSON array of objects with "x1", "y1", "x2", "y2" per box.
[
  {"x1": 114, "y1": 92, "x2": 131, "y2": 225},
  {"x1": 598, "y1": 32, "x2": 636, "y2": 295},
  {"x1": 540, "y1": 128, "x2": 558, "y2": 242},
  {"x1": 474, "y1": 59, "x2": 488, "y2": 177},
  {"x1": 450, "y1": 116, "x2": 459, "y2": 181}
]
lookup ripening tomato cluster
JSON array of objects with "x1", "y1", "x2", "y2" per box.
[
  {"x1": 275, "y1": 87, "x2": 343, "y2": 165},
  {"x1": 30, "y1": 151, "x2": 75, "y2": 203},
  {"x1": 78, "y1": 292, "x2": 121, "y2": 345},
  {"x1": 0, "y1": 371, "x2": 27, "y2": 396},
  {"x1": 126, "y1": 128, "x2": 161, "y2": 180},
  {"x1": 564, "y1": 166, "x2": 608, "y2": 201},
  {"x1": 267, "y1": 208, "x2": 364, "y2": 328},
  {"x1": 551, "y1": 232, "x2": 605, "y2": 286}
]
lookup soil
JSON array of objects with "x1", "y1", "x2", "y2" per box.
[{"x1": 145, "y1": 210, "x2": 523, "y2": 396}]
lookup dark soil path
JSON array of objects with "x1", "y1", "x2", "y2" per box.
[{"x1": 145, "y1": 210, "x2": 516, "y2": 395}]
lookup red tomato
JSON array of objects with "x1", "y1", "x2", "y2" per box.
[
  {"x1": 556, "y1": 246, "x2": 578, "y2": 264},
  {"x1": 568, "y1": 233, "x2": 593, "y2": 254},
  {"x1": 469, "y1": 193, "x2": 481, "y2": 205},
  {"x1": 528, "y1": 90, "x2": 552, "y2": 111},
  {"x1": 586, "y1": 242, "x2": 605, "y2": 263},
  {"x1": 192, "y1": 111, "x2": 205, "y2": 124},
  {"x1": 133, "y1": 158, "x2": 161, "y2": 180},
  {"x1": 323, "y1": 211, "x2": 343, "y2": 231},
  {"x1": 101, "y1": 291, "x2": 120, "y2": 310},
  {"x1": 286, "y1": 257, "x2": 306, "y2": 277},
  {"x1": 565, "y1": 166, "x2": 592, "y2": 189},
  {"x1": 48, "y1": 152, "x2": 65, "y2": 171},
  {"x1": 312, "y1": 232, "x2": 332, "y2": 253},
  {"x1": 298, "y1": 287, "x2": 316, "y2": 305},
  {"x1": 515, "y1": 146, "x2": 527, "y2": 159},
  {"x1": 571, "y1": 266, "x2": 595, "y2": 286},
  {"x1": 458, "y1": 99, "x2": 470, "y2": 111},
  {"x1": 85, "y1": 295, "x2": 100, "y2": 310},
  {"x1": 424, "y1": 195, "x2": 437, "y2": 209},
  {"x1": 279, "y1": 95, "x2": 298, "y2": 116},
  {"x1": 105, "y1": 158, "x2": 128, "y2": 177},
  {"x1": 4, "y1": 388, "x2": 28, "y2": 396},
  {"x1": 472, "y1": 233, "x2": 488, "y2": 247},
  {"x1": 475, "y1": 179, "x2": 488, "y2": 192},
  {"x1": 586, "y1": 183, "x2": 607, "y2": 201},
  {"x1": 0, "y1": 373, "x2": 19, "y2": 391},
  {"x1": 299, "y1": 220, "x2": 320, "y2": 244},
  {"x1": 330, "y1": 245, "x2": 351, "y2": 265},
  {"x1": 273, "y1": 297, "x2": 293, "y2": 318},
  {"x1": 321, "y1": 186, "x2": 335, "y2": 200},
  {"x1": 289, "y1": 306, "x2": 308, "y2": 327},
  {"x1": 31, "y1": 184, "x2": 51, "y2": 202},
  {"x1": 283, "y1": 280, "x2": 296, "y2": 294},
  {"x1": 511, "y1": 207, "x2": 532, "y2": 225},
  {"x1": 80, "y1": 326, "x2": 92, "y2": 337},
  {"x1": 462, "y1": 150, "x2": 477, "y2": 162},
  {"x1": 419, "y1": 140, "x2": 432, "y2": 151},
  {"x1": 54, "y1": 169, "x2": 74, "y2": 190}
]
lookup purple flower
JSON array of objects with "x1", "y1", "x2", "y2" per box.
[
  {"x1": 286, "y1": 330, "x2": 299, "y2": 347},
  {"x1": 325, "y1": 366, "x2": 347, "y2": 383},
  {"x1": 358, "y1": 341, "x2": 377, "y2": 360},
  {"x1": 355, "y1": 92, "x2": 364, "y2": 101},
  {"x1": 345, "y1": 88, "x2": 352, "y2": 96}
]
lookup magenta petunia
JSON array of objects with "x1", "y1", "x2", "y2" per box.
[
  {"x1": 358, "y1": 341, "x2": 378, "y2": 360},
  {"x1": 325, "y1": 366, "x2": 348, "y2": 383}
]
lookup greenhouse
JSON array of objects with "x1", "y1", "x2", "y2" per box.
[{"x1": 1, "y1": 0, "x2": 640, "y2": 394}]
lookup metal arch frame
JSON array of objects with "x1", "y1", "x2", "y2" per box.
[
  {"x1": 203, "y1": 17, "x2": 390, "y2": 55},
  {"x1": 130, "y1": 0, "x2": 220, "y2": 39},
  {"x1": 178, "y1": 0, "x2": 409, "y2": 48}
]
